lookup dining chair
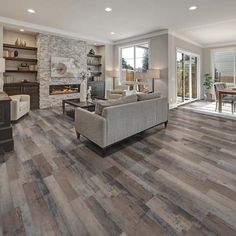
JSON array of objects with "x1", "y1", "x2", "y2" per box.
[{"x1": 214, "y1": 82, "x2": 236, "y2": 114}]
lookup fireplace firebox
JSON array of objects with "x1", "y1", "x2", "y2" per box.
[{"x1": 49, "y1": 84, "x2": 80, "y2": 95}]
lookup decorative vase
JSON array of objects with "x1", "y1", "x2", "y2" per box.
[
  {"x1": 14, "y1": 50, "x2": 18, "y2": 58},
  {"x1": 15, "y1": 37, "x2": 20, "y2": 46},
  {"x1": 80, "y1": 79, "x2": 87, "y2": 102}
]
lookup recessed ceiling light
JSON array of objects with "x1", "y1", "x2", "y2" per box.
[
  {"x1": 110, "y1": 32, "x2": 115, "y2": 35},
  {"x1": 105, "y1": 7, "x2": 112, "y2": 12},
  {"x1": 27, "y1": 8, "x2": 35, "y2": 13},
  {"x1": 19, "y1": 29, "x2": 25, "y2": 32},
  {"x1": 189, "y1": 6, "x2": 197, "y2": 11},
  {"x1": 94, "y1": 43, "x2": 97, "y2": 45}
]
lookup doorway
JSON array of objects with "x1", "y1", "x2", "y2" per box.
[{"x1": 176, "y1": 49, "x2": 200, "y2": 105}]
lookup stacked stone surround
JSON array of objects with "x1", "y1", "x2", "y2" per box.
[{"x1": 37, "y1": 34, "x2": 90, "y2": 109}]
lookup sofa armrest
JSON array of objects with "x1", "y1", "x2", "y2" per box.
[
  {"x1": 10, "y1": 100, "x2": 20, "y2": 121},
  {"x1": 75, "y1": 108, "x2": 107, "y2": 148}
]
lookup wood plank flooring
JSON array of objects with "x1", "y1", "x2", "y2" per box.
[{"x1": 0, "y1": 107, "x2": 236, "y2": 236}]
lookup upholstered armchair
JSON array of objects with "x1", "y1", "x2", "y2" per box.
[{"x1": 10, "y1": 95, "x2": 30, "y2": 121}]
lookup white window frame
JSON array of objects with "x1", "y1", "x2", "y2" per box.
[{"x1": 119, "y1": 41, "x2": 150, "y2": 83}]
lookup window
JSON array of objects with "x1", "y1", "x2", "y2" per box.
[
  {"x1": 213, "y1": 49, "x2": 236, "y2": 83},
  {"x1": 120, "y1": 43, "x2": 149, "y2": 82}
]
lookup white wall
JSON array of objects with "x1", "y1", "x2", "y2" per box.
[
  {"x1": 168, "y1": 34, "x2": 204, "y2": 108},
  {"x1": 113, "y1": 33, "x2": 169, "y2": 97}
]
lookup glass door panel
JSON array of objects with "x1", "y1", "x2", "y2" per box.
[
  {"x1": 184, "y1": 54, "x2": 190, "y2": 101},
  {"x1": 176, "y1": 50, "x2": 199, "y2": 105},
  {"x1": 191, "y1": 56, "x2": 198, "y2": 99},
  {"x1": 177, "y1": 52, "x2": 184, "y2": 104}
]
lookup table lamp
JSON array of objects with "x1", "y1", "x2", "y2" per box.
[
  {"x1": 107, "y1": 70, "x2": 119, "y2": 90},
  {"x1": 0, "y1": 58, "x2": 5, "y2": 91},
  {"x1": 147, "y1": 69, "x2": 160, "y2": 92}
]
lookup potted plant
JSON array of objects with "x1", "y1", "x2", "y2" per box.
[{"x1": 203, "y1": 73, "x2": 213, "y2": 102}]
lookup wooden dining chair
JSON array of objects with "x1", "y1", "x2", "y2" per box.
[{"x1": 214, "y1": 83, "x2": 236, "y2": 114}]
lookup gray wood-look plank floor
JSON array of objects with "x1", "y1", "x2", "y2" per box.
[{"x1": 1, "y1": 107, "x2": 236, "y2": 236}]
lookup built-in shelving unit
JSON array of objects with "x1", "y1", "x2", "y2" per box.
[
  {"x1": 87, "y1": 54, "x2": 102, "y2": 58},
  {"x1": 87, "y1": 63, "x2": 102, "y2": 66},
  {"x1": 87, "y1": 51, "x2": 105, "y2": 98},
  {"x1": 4, "y1": 57, "x2": 37, "y2": 62},
  {"x1": 3, "y1": 43, "x2": 38, "y2": 77},
  {"x1": 87, "y1": 54, "x2": 102, "y2": 80},
  {"x1": 5, "y1": 70, "x2": 38, "y2": 73},
  {"x1": 3, "y1": 43, "x2": 37, "y2": 51}
]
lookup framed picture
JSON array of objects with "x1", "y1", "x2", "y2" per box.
[{"x1": 51, "y1": 56, "x2": 80, "y2": 78}]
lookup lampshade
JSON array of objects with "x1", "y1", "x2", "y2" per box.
[
  {"x1": 107, "y1": 70, "x2": 119, "y2": 78},
  {"x1": 135, "y1": 72, "x2": 145, "y2": 81},
  {"x1": 147, "y1": 69, "x2": 160, "y2": 79},
  {"x1": 0, "y1": 58, "x2": 5, "y2": 73}
]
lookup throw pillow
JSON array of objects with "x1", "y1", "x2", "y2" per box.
[
  {"x1": 137, "y1": 92, "x2": 161, "y2": 101},
  {"x1": 95, "y1": 94, "x2": 138, "y2": 116}
]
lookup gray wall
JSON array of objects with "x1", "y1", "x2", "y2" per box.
[
  {"x1": 113, "y1": 33, "x2": 169, "y2": 98},
  {"x1": 104, "y1": 44, "x2": 115, "y2": 92},
  {"x1": 168, "y1": 35, "x2": 204, "y2": 107},
  {"x1": 149, "y1": 34, "x2": 168, "y2": 98}
]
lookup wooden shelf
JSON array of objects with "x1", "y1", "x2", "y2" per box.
[
  {"x1": 4, "y1": 70, "x2": 38, "y2": 74},
  {"x1": 90, "y1": 71, "x2": 102, "y2": 75},
  {"x1": 87, "y1": 63, "x2": 102, "y2": 66},
  {"x1": 3, "y1": 44, "x2": 37, "y2": 51},
  {"x1": 87, "y1": 54, "x2": 102, "y2": 58},
  {"x1": 4, "y1": 57, "x2": 37, "y2": 62}
]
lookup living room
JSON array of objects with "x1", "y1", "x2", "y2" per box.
[{"x1": 0, "y1": 1, "x2": 236, "y2": 235}]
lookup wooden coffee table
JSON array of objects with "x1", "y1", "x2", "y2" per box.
[{"x1": 62, "y1": 98, "x2": 95, "y2": 118}]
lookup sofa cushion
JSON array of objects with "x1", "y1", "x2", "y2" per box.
[
  {"x1": 137, "y1": 92, "x2": 161, "y2": 101},
  {"x1": 95, "y1": 94, "x2": 138, "y2": 116}
]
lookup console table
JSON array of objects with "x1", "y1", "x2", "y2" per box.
[{"x1": 0, "y1": 92, "x2": 14, "y2": 152}]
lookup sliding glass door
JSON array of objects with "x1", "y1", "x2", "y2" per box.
[{"x1": 177, "y1": 50, "x2": 199, "y2": 105}]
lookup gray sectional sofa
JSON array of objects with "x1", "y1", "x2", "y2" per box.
[{"x1": 75, "y1": 94, "x2": 168, "y2": 150}]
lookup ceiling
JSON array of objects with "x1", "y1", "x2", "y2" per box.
[{"x1": 0, "y1": 0, "x2": 236, "y2": 46}]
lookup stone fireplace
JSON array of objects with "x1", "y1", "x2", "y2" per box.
[
  {"x1": 37, "y1": 34, "x2": 89, "y2": 108},
  {"x1": 49, "y1": 84, "x2": 80, "y2": 95}
]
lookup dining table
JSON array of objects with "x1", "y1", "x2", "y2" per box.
[{"x1": 218, "y1": 88, "x2": 236, "y2": 113}]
